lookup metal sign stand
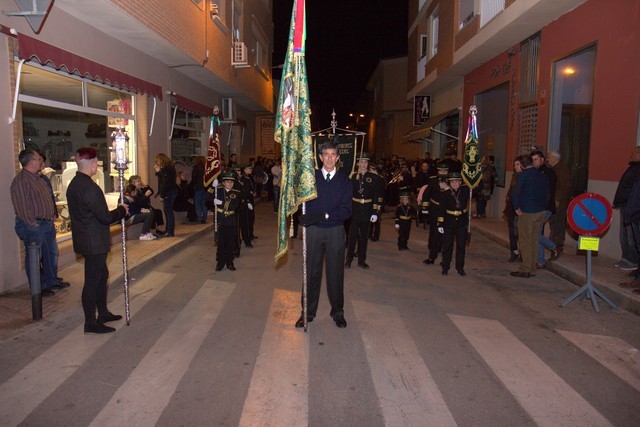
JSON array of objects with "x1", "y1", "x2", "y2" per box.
[{"x1": 561, "y1": 245, "x2": 616, "y2": 313}]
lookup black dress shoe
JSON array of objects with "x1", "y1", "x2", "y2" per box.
[
  {"x1": 442, "y1": 268, "x2": 448, "y2": 275},
  {"x1": 215, "y1": 264, "x2": 224, "y2": 271},
  {"x1": 245, "y1": 243, "x2": 254, "y2": 248},
  {"x1": 162, "y1": 232, "x2": 175, "y2": 238},
  {"x1": 358, "y1": 262, "x2": 370, "y2": 269},
  {"x1": 52, "y1": 281, "x2": 71, "y2": 289},
  {"x1": 333, "y1": 314, "x2": 347, "y2": 328},
  {"x1": 457, "y1": 269, "x2": 467, "y2": 276},
  {"x1": 423, "y1": 258, "x2": 435, "y2": 265},
  {"x1": 345, "y1": 258, "x2": 353, "y2": 268},
  {"x1": 227, "y1": 264, "x2": 236, "y2": 271},
  {"x1": 97, "y1": 312, "x2": 123, "y2": 323},
  {"x1": 295, "y1": 315, "x2": 314, "y2": 328},
  {"x1": 510, "y1": 271, "x2": 532, "y2": 278},
  {"x1": 42, "y1": 288, "x2": 55, "y2": 297},
  {"x1": 84, "y1": 323, "x2": 116, "y2": 334}
]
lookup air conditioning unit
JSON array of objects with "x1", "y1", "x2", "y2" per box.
[
  {"x1": 222, "y1": 98, "x2": 235, "y2": 121},
  {"x1": 231, "y1": 41, "x2": 249, "y2": 67}
]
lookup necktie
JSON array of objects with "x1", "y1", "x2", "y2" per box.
[{"x1": 326, "y1": 173, "x2": 331, "y2": 182}]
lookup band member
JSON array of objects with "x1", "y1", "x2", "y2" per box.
[
  {"x1": 441, "y1": 172, "x2": 471, "y2": 276},
  {"x1": 368, "y1": 164, "x2": 385, "y2": 241},
  {"x1": 346, "y1": 153, "x2": 383, "y2": 269},
  {"x1": 239, "y1": 164, "x2": 256, "y2": 247},
  {"x1": 423, "y1": 163, "x2": 449, "y2": 265},
  {"x1": 394, "y1": 190, "x2": 417, "y2": 250},
  {"x1": 214, "y1": 171, "x2": 241, "y2": 271}
]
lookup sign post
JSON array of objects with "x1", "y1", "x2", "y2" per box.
[{"x1": 562, "y1": 193, "x2": 616, "y2": 312}]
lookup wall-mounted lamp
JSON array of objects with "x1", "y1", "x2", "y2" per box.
[{"x1": 563, "y1": 67, "x2": 576, "y2": 75}]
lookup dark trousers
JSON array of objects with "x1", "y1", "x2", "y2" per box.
[
  {"x1": 442, "y1": 217, "x2": 468, "y2": 270},
  {"x1": 238, "y1": 203, "x2": 253, "y2": 245},
  {"x1": 549, "y1": 204, "x2": 568, "y2": 248},
  {"x1": 398, "y1": 221, "x2": 411, "y2": 248},
  {"x1": 127, "y1": 212, "x2": 154, "y2": 234},
  {"x1": 82, "y1": 253, "x2": 110, "y2": 325},
  {"x1": 163, "y1": 190, "x2": 178, "y2": 234},
  {"x1": 369, "y1": 217, "x2": 381, "y2": 240},
  {"x1": 216, "y1": 225, "x2": 237, "y2": 267},
  {"x1": 507, "y1": 215, "x2": 519, "y2": 251},
  {"x1": 428, "y1": 219, "x2": 444, "y2": 260},
  {"x1": 304, "y1": 225, "x2": 345, "y2": 318},
  {"x1": 347, "y1": 219, "x2": 370, "y2": 263}
]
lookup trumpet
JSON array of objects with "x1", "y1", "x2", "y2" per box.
[{"x1": 388, "y1": 171, "x2": 404, "y2": 184}]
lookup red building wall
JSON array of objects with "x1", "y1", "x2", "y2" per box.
[{"x1": 538, "y1": 0, "x2": 640, "y2": 182}]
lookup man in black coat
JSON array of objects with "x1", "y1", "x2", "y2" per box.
[
  {"x1": 67, "y1": 147, "x2": 128, "y2": 334},
  {"x1": 613, "y1": 146, "x2": 640, "y2": 271}
]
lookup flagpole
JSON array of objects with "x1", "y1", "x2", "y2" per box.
[{"x1": 302, "y1": 202, "x2": 308, "y2": 331}]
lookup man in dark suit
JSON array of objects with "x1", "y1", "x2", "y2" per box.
[
  {"x1": 296, "y1": 141, "x2": 352, "y2": 329},
  {"x1": 66, "y1": 147, "x2": 128, "y2": 334}
]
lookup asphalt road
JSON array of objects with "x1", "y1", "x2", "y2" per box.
[{"x1": 1, "y1": 203, "x2": 639, "y2": 426}]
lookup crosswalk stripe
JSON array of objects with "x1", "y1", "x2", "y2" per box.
[
  {"x1": 238, "y1": 289, "x2": 308, "y2": 427},
  {"x1": 90, "y1": 279, "x2": 234, "y2": 427},
  {"x1": 449, "y1": 314, "x2": 612, "y2": 427},
  {"x1": 0, "y1": 271, "x2": 174, "y2": 427},
  {"x1": 557, "y1": 329, "x2": 640, "y2": 393},
  {"x1": 353, "y1": 300, "x2": 457, "y2": 426}
]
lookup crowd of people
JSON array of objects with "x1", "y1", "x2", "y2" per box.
[{"x1": 10, "y1": 143, "x2": 640, "y2": 334}]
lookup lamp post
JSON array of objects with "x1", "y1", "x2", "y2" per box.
[{"x1": 111, "y1": 126, "x2": 132, "y2": 325}]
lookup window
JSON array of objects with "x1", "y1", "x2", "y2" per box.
[
  {"x1": 252, "y1": 17, "x2": 269, "y2": 77},
  {"x1": 549, "y1": 45, "x2": 596, "y2": 196},
  {"x1": 430, "y1": 10, "x2": 439, "y2": 57},
  {"x1": 210, "y1": 0, "x2": 227, "y2": 28},
  {"x1": 459, "y1": 0, "x2": 475, "y2": 29},
  {"x1": 419, "y1": 34, "x2": 428, "y2": 59},
  {"x1": 233, "y1": 0, "x2": 243, "y2": 41}
]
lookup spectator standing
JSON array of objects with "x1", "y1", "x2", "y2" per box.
[
  {"x1": 271, "y1": 158, "x2": 282, "y2": 213},
  {"x1": 531, "y1": 150, "x2": 559, "y2": 268},
  {"x1": 154, "y1": 153, "x2": 177, "y2": 237},
  {"x1": 504, "y1": 156, "x2": 524, "y2": 262},
  {"x1": 547, "y1": 150, "x2": 571, "y2": 254},
  {"x1": 619, "y1": 176, "x2": 640, "y2": 291},
  {"x1": 10, "y1": 150, "x2": 63, "y2": 297},
  {"x1": 191, "y1": 156, "x2": 207, "y2": 224},
  {"x1": 66, "y1": 147, "x2": 128, "y2": 334},
  {"x1": 510, "y1": 154, "x2": 549, "y2": 278},
  {"x1": 612, "y1": 146, "x2": 640, "y2": 271},
  {"x1": 174, "y1": 170, "x2": 197, "y2": 223},
  {"x1": 474, "y1": 156, "x2": 496, "y2": 218}
]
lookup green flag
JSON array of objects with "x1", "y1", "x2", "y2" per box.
[
  {"x1": 274, "y1": 0, "x2": 316, "y2": 261},
  {"x1": 462, "y1": 107, "x2": 482, "y2": 189}
]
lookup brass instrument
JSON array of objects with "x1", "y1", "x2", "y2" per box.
[{"x1": 388, "y1": 170, "x2": 404, "y2": 185}]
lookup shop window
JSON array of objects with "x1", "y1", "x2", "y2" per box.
[
  {"x1": 20, "y1": 65, "x2": 82, "y2": 106},
  {"x1": 474, "y1": 82, "x2": 509, "y2": 188},
  {"x1": 549, "y1": 45, "x2": 596, "y2": 197},
  {"x1": 171, "y1": 108, "x2": 205, "y2": 166}
]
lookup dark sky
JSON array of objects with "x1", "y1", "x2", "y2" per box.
[{"x1": 273, "y1": 0, "x2": 408, "y2": 130}]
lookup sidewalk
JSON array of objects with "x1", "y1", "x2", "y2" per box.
[
  {"x1": 0, "y1": 220, "x2": 213, "y2": 342},
  {"x1": 471, "y1": 217, "x2": 640, "y2": 315}
]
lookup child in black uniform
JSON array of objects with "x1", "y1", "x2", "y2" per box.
[
  {"x1": 394, "y1": 190, "x2": 417, "y2": 250},
  {"x1": 214, "y1": 171, "x2": 241, "y2": 271}
]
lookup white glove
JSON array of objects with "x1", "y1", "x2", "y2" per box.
[
  {"x1": 421, "y1": 210, "x2": 429, "y2": 215},
  {"x1": 214, "y1": 198, "x2": 223, "y2": 206},
  {"x1": 438, "y1": 227, "x2": 444, "y2": 234},
  {"x1": 394, "y1": 224, "x2": 400, "y2": 230},
  {"x1": 370, "y1": 214, "x2": 378, "y2": 223},
  {"x1": 248, "y1": 203, "x2": 254, "y2": 210},
  {"x1": 212, "y1": 178, "x2": 219, "y2": 187}
]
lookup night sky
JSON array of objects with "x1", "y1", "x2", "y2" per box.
[{"x1": 272, "y1": 0, "x2": 408, "y2": 130}]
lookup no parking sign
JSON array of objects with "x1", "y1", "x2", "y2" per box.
[{"x1": 567, "y1": 193, "x2": 613, "y2": 237}]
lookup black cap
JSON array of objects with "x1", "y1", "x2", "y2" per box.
[{"x1": 447, "y1": 171, "x2": 462, "y2": 181}]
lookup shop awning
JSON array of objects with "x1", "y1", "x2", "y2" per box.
[
  {"x1": 175, "y1": 95, "x2": 214, "y2": 117},
  {"x1": 404, "y1": 108, "x2": 459, "y2": 143},
  {"x1": 17, "y1": 33, "x2": 163, "y2": 100}
]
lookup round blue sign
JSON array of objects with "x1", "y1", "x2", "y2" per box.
[{"x1": 567, "y1": 193, "x2": 612, "y2": 236}]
